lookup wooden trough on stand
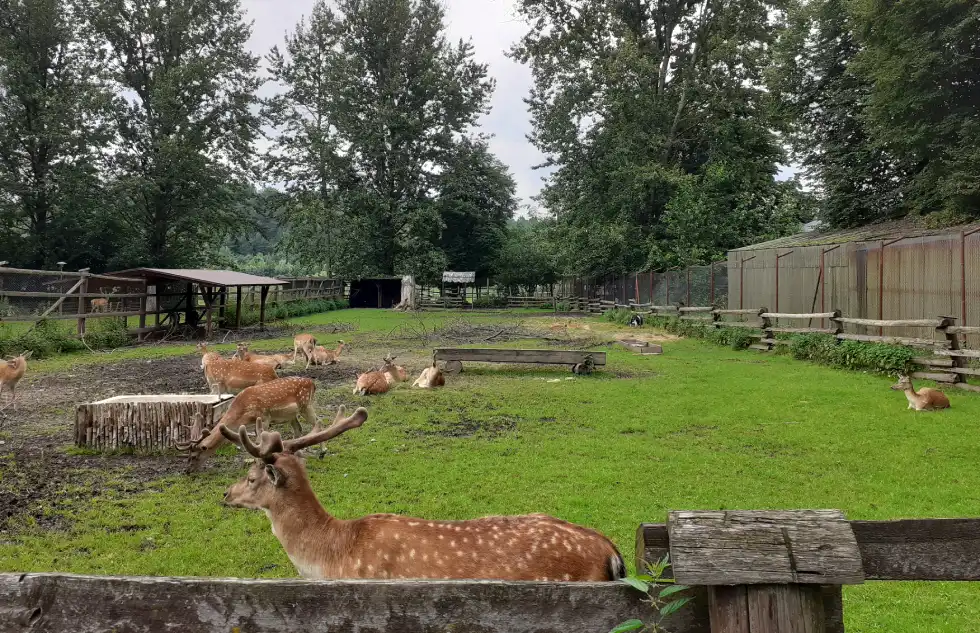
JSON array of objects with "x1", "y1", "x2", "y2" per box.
[{"x1": 75, "y1": 394, "x2": 234, "y2": 452}]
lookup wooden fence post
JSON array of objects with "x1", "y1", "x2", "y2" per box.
[
  {"x1": 668, "y1": 510, "x2": 863, "y2": 633},
  {"x1": 76, "y1": 274, "x2": 89, "y2": 336}
]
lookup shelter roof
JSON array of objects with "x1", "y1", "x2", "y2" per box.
[
  {"x1": 731, "y1": 219, "x2": 980, "y2": 252},
  {"x1": 107, "y1": 268, "x2": 287, "y2": 286}
]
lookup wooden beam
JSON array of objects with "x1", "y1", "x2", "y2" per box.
[
  {"x1": 235, "y1": 285, "x2": 243, "y2": 329},
  {"x1": 836, "y1": 333, "x2": 946, "y2": 348},
  {"x1": 432, "y1": 349, "x2": 607, "y2": 366},
  {"x1": 0, "y1": 573, "x2": 709, "y2": 633},
  {"x1": 761, "y1": 312, "x2": 839, "y2": 320},
  {"x1": 834, "y1": 317, "x2": 946, "y2": 328},
  {"x1": 934, "y1": 348, "x2": 980, "y2": 359},
  {"x1": 259, "y1": 286, "x2": 269, "y2": 330}
]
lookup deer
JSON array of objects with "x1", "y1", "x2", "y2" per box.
[
  {"x1": 233, "y1": 342, "x2": 293, "y2": 369},
  {"x1": 383, "y1": 353, "x2": 408, "y2": 383},
  {"x1": 175, "y1": 376, "x2": 319, "y2": 473},
  {"x1": 218, "y1": 410, "x2": 628, "y2": 582},
  {"x1": 308, "y1": 341, "x2": 347, "y2": 366},
  {"x1": 353, "y1": 355, "x2": 401, "y2": 395},
  {"x1": 293, "y1": 333, "x2": 317, "y2": 369},
  {"x1": 198, "y1": 342, "x2": 278, "y2": 395},
  {"x1": 0, "y1": 351, "x2": 32, "y2": 411},
  {"x1": 412, "y1": 358, "x2": 445, "y2": 389},
  {"x1": 891, "y1": 374, "x2": 951, "y2": 411}
]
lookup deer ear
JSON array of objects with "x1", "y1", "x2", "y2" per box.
[{"x1": 265, "y1": 464, "x2": 284, "y2": 487}]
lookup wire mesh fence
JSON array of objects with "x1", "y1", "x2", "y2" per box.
[{"x1": 561, "y1": 263, "x2": 728, "y2": 308}]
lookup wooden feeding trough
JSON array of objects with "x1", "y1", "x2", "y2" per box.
[
  {"x1": 74, "y1": 394, "x2": 234, "y2": 452},
  {"x1": 616, "y1": 338, "x2": 663, "y2": 355}
]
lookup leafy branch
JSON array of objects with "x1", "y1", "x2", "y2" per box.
[{"x1": 610, "y1": 555, "x2": 693, "y2": 633}]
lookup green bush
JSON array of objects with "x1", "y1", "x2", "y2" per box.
[
  {"x1": 0, "y1": 320, "x2": 86, "y2": 359},
  {"x1": 789, "y1": 333, "x2": 915, "y2": 374},
  {"x1": 602, "y1": 308, "x2": 633, "y2": 325},
  {"x1": 84, "y1": 318, "x2": 133, "y2": 349},
  {"x1": 265, "y1": 297, "x2": 348, "y2": 322},
  {"x1": 472, "y1": 296, "x2": 508, "y2": 309}
]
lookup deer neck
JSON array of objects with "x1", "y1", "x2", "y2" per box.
[
  {"x1": 903, "y1": 386, "x2": 924, "y2": 405},
  {"x1": 265, "y1": 486, "x2": 351, "y2": 578}
]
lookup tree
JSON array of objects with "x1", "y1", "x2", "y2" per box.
[
  {"x1": 268, "y1": 0, "x2": 495, "y2": 281},
  {"x1": 769, "y1": 0, "x2": 903, "y2": 228},
  {"x1": 85, "y1": 0, "x2": 261, "y2": 267},
  {"x1": 0, "y1": 0, "x2": 116, "y2": 269},
  {"x1": 850, "y1": 0, "x2": 980, "y2": 218},
  {"x1": 437, "y1": 138, "x2": 517, "y2": 277},
  {"x1": 511, "y1": 0, "x2": 801, "y2": 277},
  {"x1": 493, "y1": 218, "x2": 558, "y2": 294}
]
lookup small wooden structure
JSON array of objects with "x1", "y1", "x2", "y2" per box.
[
  {"x1": 433, "y1": 348, "x2": 606, "y2": 375},
  {"x1": 75, "y1": 394, "x2": 234, "y2": 452},
  {"x1": 442, "y1": 271, "x2": 475, "y2": 307},
  {"x1": 616, "y1": 339, "x2": 663, "y2": 355},
  {"x1": 108, "y1": 268, "x2": 288, "y2": 334}
]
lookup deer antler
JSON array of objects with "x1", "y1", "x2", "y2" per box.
[
  {"x1": 282, "y1": 406, "x2": 367, "y2": 454},
  {"x1": 173, "y1": 413, "x2": 209, "y2": 451},
  {"x1": 218, "y1": 424, "x2": 284, "y2": 461}
]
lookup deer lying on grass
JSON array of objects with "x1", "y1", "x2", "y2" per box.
[
  {"x1": 309, "y1": 340, "x2": 347, "y2": 366},
  {"x1": 293, "y1": 334, "x2": 317, "y2": 368},
  {"x1": 891, "y1": 374, "x2": 951, "y2": 411},
  {"x1": 219, "y1": 409, "x2": 627, "y2": 581},
  {"x1": 233, "y1": 342, "x2": 292, "y2": 369},
  {"x1": 353, "y1": 355, "x2": 402, "y2": 395},
  {"x1": 175, "y1": 376, "x2": 319, "y2": 472},
  {"x1": 0, "y1": 351, "x2": 32, "y2": 411},
  {"x1": 198, "y1": 343, "x2": 278, "y2": 395},
  {"x1": 412, "y1": 358, "x2": 445, "y2": 389}
]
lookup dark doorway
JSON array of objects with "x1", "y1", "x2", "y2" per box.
[{"x1": 348, "y1": 278, "x2": 402, "y2": 308}]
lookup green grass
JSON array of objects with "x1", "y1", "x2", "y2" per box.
[{"x1": 2, "y1": 310, "x2": 980, "y2": 631}]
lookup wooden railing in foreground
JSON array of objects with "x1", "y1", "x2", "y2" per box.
[{"x1": 2, "y1": 513, "x2": 977, "y2": 632}]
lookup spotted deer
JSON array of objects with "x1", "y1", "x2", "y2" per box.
[
  {"x1": 0, "y1": 351, "x2": 32, "y2": 410},
  {"x1": 412, "y1": 358, "x2": 445, "y2": 389},
  {"x1": 353, "y1": 355, "x2": 400, "y2": 395},
  {"x1": 218, "y1": 410, "x2": 627, "y2": 581},
  {"x1": 175, "y1": 376, "x2": 318, "y2": 472},
  {"x1": 198, "y1": 343, "x2": 278, "y2": 395},
  {"x1": 293, "y1": 334, "x2": 317, "y2": 368},
  {"x1": 309, "y1": 341, "x2": 347, "y2": 366},
  {"x1": 891, "y1": 374, "x2": 951, "y2": 411},
  {"x1": 233, "y1": 342, "x2": 292, "y2": 369}
]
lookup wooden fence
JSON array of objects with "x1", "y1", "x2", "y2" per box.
[
  {"x1": 594, "y1": 301, "x2": 980, "y2": 393},
  {"x1": 1, "y1": 511, "x2": 976, "y2": 632},
  {"x1": 0, "y1": 268, "x2": 345, "y2": 337}
]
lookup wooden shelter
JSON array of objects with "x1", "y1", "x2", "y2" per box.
[
  {"x1": 442, "y1": 271, "x2": 475, "y2": 305},
  {"x1": 108, "y1": 268, "x2": 287, "y2": 332}
]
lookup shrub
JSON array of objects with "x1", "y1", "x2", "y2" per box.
[
  {"x1": 84, "y1": 318, "x2": 133, "y2": 350},
  {"x1": 789, "y1": 333, "x2": 915, "y2": 374},
  {"x1": 602, "y1": 308, "x2": 633, "y2": 325},
  {"x1": 472, "y1": 296, "x2": 507, "y2": 309},
  {"x1": 265, "y1": 297, "x2": 349, "y2": 322},
  {"x1": 0, "y1": 320, "x2": 86, "y2": 359}
]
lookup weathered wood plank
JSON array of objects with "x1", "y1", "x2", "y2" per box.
[
  {"x1": 914, "y1": 356, "x2": 955, "y2": 367},
  {"x1": 833, "y1": 317, "x2": 946, "y2": 328},
  {"x1": 761, "y1": 312, "x2": 838, "y2": 320},
  {"x1": 910, "y1": 372, "x2": 958, "y2": 383},
  {"x1": 641, "y1": 518, "x2": 980, "y2": 582},
  {"x1": 946, "y1": 326, "x2": 980, "y2": 335},
  {"x1": 767, "y1": 327, "x2": 839, "y2": 335},
  {"x1": 948, "y1": 366, "x2": 980, "y2": 376},
  {"x1": 679, "y1": 307, "x2": 714, "y2": 313},
  {"x1": 934, "y1": 348, "x2": 980, "y2": 359},
  {"x1": 746, "y1": 585, "x2": 825, "y2": 633},
  {"x1": 953, "y1": 382, "x2": 980, "y2": 393},
  {"x1": 432, "y1": 348, "x2": 607, "y2": 366},
  {"x1": 708, "y1": 586, "x2": 749, "y2": 633},
  {"x1": 0, "y1": 573, "x2": 709, "y2": 633},
  {"x1": 666, "y1": 511, "x2": 864, "y2": 586},
  {"x1": 851, "y1": 519, "x2": 980, "y2": 580},
  {"x1": 715, "y1": 322, "x2": 763, "y2": 330},
  {"x1": 714, "y1": 309, "x2": 763, "y2": 315},
  {"x1": 836, "y1": 333, "x2": 947, "y2": 348}
]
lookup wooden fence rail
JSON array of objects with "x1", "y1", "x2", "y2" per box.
[{"x1": 1, "y1": 513, "x2": 976, "y2": 632}]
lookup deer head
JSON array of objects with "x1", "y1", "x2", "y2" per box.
[
  {"x1": 891, "y1": 374, "x2": 913, "y2": 391},
  {"x1": 221, "y1": 405, "x2": 368, "y2": 509}
]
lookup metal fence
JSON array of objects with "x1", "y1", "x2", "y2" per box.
[{"x1": 559, "y1": 263, "x2": 728, "y2": 307}]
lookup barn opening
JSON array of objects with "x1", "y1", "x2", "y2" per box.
[{"x1": 348, "y1": 278, "x2": 402, "y2": 308}]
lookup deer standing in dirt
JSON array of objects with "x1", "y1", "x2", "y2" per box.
[
  {"x1": 353, "y1": 355, "x2": 401, "y2": 395},
  {"x1": 891, "y1": 374, "x2": 951, "y2": 411},
  {"x1": 198, "y1": 342, "x2": 278, "y2": 395},
  {"x1": 309, "y1": 341, "x2": 347, "y2": 366},
  {"x1": 175, "y1": 376, "x2": 319, "y2": 472},
  {"x1": 233, "y1": 342, "x2": 292, "y2": 369},
  {"x1": 293, "y1": 334, "x2": 317, "y2": 368},
  {"x1": 218, "y1": 409, "x2": 627, "y2": 581},
  {"x1": 0, "y1": 351, "x2": 32, "y2": 411},
  {"x1": 412, "y1": 358, "x2": 445, "y2": 389}
]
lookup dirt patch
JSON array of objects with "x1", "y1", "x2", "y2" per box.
[
  {"x1": 408, "y1": 414, "x2": 521, "y2": 439},
  {"x1": 0, "y1": 351, "x2": 358, "y2": 534}
]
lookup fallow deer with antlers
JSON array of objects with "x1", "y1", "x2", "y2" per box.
[
  {"x1": 175, "y1": 376, "x2": 318, "y2": 472},
  {"x1": 198, "y1": 342, "x2": 278, "y2": 395},
  {"x1": 0, "y1": 351, "x2": 32, "y2": 412},
  {"x1": 218, "y1": 408, "x2": 627, "y2": 581}
]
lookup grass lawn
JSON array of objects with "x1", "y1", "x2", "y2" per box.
[{"x1": 2, "y1": 308, "x2": 979, "y2": 632}]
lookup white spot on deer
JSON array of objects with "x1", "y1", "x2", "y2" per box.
[
  {"x1": 428, "y1": 522, "x2": 434, "y2": 527},
  {"x1": 564, "y1": 574, "x2": 571, "y2": 581},
  {"x1": 450, "y1": 540, "x2": 456, "y2": 547},
  {"x1": 367, "y1": 565, "x2": 374, "y2": 572},
  {"x1": 409, "y1": 549, "x2": 416, "y2": 559},
  {"x1": 422, "y1": 554, "x2": 429, "y2": 562},
  {"x1": 408, "y1": 522, "x2": 419, "y2": 527}
]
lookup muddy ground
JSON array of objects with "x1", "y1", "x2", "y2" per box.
[{"x1": 0, "y1": 348, "x2": 362, "y2": 534}]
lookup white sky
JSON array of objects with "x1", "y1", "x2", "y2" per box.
[{"x1": 242, "y1": 0, "x2": 797, "y2": 210}]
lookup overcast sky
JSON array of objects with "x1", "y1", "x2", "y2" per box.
[{"x1": 242, "y1": 0, "x2": 796, "y2": 211}]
